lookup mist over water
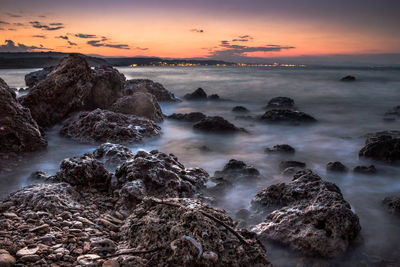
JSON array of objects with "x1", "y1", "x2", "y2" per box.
[{"x1": 1, "y1": 66, "x2": 400, "y2": 265}]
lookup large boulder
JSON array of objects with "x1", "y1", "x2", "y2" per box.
[
  {"x1": 124, "y1": 79, "x2": 177, "y2": 102},
  {"x1": 251, "y1": 170, "x2": 361, "y2": 258},
  {"x1": 359, "y1": 131, "x2": 400, "y2": 163},
  {"x1": 166, "y1": 112, "x2": 206, "y2": 122},
  {"x1": 24, "y1": 66, "x2": 55, "y2": 87},
  {"x1": 60, "y1": 109, "x2": 161, "y2": 144},
  {"x1": 184, "y1": 88, "x2": 208, "y2": 100},
  {"x1": 193, "y1": 116, "x2": 242, "y2": 133},
  {"x1": 259, "y1": 109, "x2": 317, "y2": 124},
  {"x1": 264, "y1": 97, "x2": 294, "y2": 109},
  {"x1": 120, "y1": 198, "x2": 271, "y2": 266},
  {"x1": 110, "y1": 92, "x2": 163, "y2": 122},
  {"x1": 20, "y1": 54, "x2": 126, "y2": 127},
  {"x1": 0, "y1": 77, "x2": 46, "y2": 153}
]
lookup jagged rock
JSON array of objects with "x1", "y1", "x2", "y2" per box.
[
  {"x1": 166, "y1": 112, "x2": 206, "y2": 122},
  {"x1": 0, "y1": 77, "x2": 46, "y2": 153},
  {"x1": 25, "y1": 66, "x2": 55, "y2": 87},
  {"x1": 359, "y1": 132, "x2": 400, "y2": 163},
  {"x1": 340, "y1": 75, "x2": 356, "y2": 82},
  {"x1": 60, "y1": 109, "x2": 161, "y2": 144},
  {"x1": 184, "y1": 88, "x2": 208, "y2": 100},
  {"x1": 120, "y1": 198, "x2": 271, "y2": 266},
  {"x1": 124, "y1": 79, "x2": 177, "y2": 102},
  {"x1": 110, "y1": 92, "x2": 163, "y2": 122},
  {"x1": 92, "y1": 143, "x2": 134, "y2": 170},
  {"x1": 382, "y1": 196, "x2": 400, "y2": 214},
  {"x1": 232, "y1": 106, "x2": 249, "y2": 113},
  {"x1": 259, "y1": 109, "x2": 317, "y2": 124},
  {"x1": 213, "y1": 159, "x2": 260, "y2": 183},
  {"x1": 265, "y1": 97, "x2": 294, "y2": 109},
  {"x1": 353, "y1": 165, "x2": 377, "y2": 174},
  {"x1": 326, "y1": 161, "x2": 348, "y2": 173},
  {"x1": 265, "y1": 144, "x2": 295, "y2": 154},
  {"x1": 193, "y1": 116, "x2": 242, "y2": 133},
  {"x1": 208, "y1": 94, "x2": 220, "y2": 100},
  {"x1": 251, "y1": 170, "x2": 361, "y2": 258},
  {"x1": 20, "y1": 54, "x2": 126, "y2": 127}
]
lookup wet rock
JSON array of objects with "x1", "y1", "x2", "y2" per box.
[
  {"x1": 27, "y1": 170, "x2": 50, "y2": 182},
  {"x1": 232, "y1": 106, "x2": 249, "y2": 113},
  {"x1": 93, "y1": 143, "x2": 134, "y2": 170},
  {"x1": 208, "y1": 94, "x2": 220, "y2": 100},
  {"x1": 25, "y1": 66, "x2": 55, "y2": 87},
  {"x1": 279, "y1": 160, "x2": 306, "y2": 170},
  {"x1": 326, "y1": 161, "x2": 348, "y2": 173},
  {"x1": 384, "y1": 106, "x2": 400, "y2": 121},
  {"x1": 20, "y1": 54, "x2": 126, "y2": 127},
  {"x1": 121, "y1": 198, "x2": 271, "y2": 266},
  {"x1": 0, "y1": 77, "x2": 47, "y2": 153},
  {"x1": 167, "y1": 112, "x2": 206, "y2": 122},
  {"x1": 382, "y1": 196, "x2": 400, "y2": 214},
  {"x1": 353, "y1": 165, "x2": 377, "y2": 174},
  {"x1": 60, "y1": 109, "x2": 161, "y2": 144},
  {"x1": 213, "y1": 159, "x2": 260, "y2": 184},
  {"x1": 265, "y1": 144, "x2": 295, "y2": 154},
  {"x1": 340, "y1": 75, "x2": 356, "y2": 82},
  {"x1": 265, "y1": 96, "x2": 295, "y2": 109},
  {"x1": 193, "y1": 116, "x2": 242, "y2": 133},
  {"x1": 110, "y1": 92, "x2": 163, "y2": 122},
  {"x1": 259, "y1": 109, "x2": 317, "y2": 125},
  {"x1": 124, "y1": 79, "x2": 177, "y2": 102},
  {"x1": 359, "y1": 132, "x2": 400, "y2": 163},
  {"x1": 251, "y1": 170, "x2": 361, "y2": 258},
  {"x1": 184, "y1": 88, "x2": 208, "y2": 100},
  {"x1": 0, "y1": 250, "x2": 15, "y2": 267}
]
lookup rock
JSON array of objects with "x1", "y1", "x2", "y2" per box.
[
  {"x1": 235, "y1": 208, "x2": 251, "y2": 220},
  {"x1": 359, "y1": 132, "x2": 400, "y2": 163},
  {"x1": 90, "y1": 237, "x2": 116, "y2": 254},
  {"x1": 60, "y1": 109, "x2": 161, "y2": 144},
  {"x1": 27, "y1": 170, "x2": 50, "y2": 182},
  {"x1": 183, "y1": 88, "x2": 208, "y2": 100},
  {"x1": 167, "y1": 112, "x2": 207, "y2": 122},
  {"x1": 0, "y1": 250, "x2": 15, "y2": 267},
  {"x1": 208, "y1": 94, "x2": 220, "y2": 100},
  {"x1": 260, "y1": 109, "x2": 316, "y2": 124},
  {"x1": 382, "y1": 196, "x2": 400, "y2": 214},
  {"x1": 120, "y1": 198, "x2": 271, "y2": 266},
  {"x1": 25, "y1": 66, "x2": 55, "y2": 87},
  {"x1": 0, "y1": 77, "x2": 47, "y2": 153},
  {"x1": 384, "y1": 106, "x2": 400, "y2": 121},
  {"x1": 30, "y1": 223, "x2": 50, "y2": 235},
  {"x1": 353, "y1": 165, "x2": 377, "y2": 174},
  {"x1": 279, "y1": 160, "x2": 306, "y2": 170},
  {"x1": 20, "y1": 54, "x2": 126, "y2": 127},
  {"x1": 110, "y1": 92, "x2": 163, "y2": 122},
  {"x1": 251, "y1": 170, "x2": 361, "y2": 258},
  {"x1": 340, "y1": 75, "x2": 356, "y2": 82},
  {"x1": 326, "y1": 161, "x2": 348, "y2": 173},
  {"x1": 265, "y1": 144, "x2": 295, "y2": 154},
  {"x1": 16, "y1": 245, "x2": 39, "y2": 257},
  {"x1": 103, "y1": 258, "x2": 120, "y2": 267},
  {"x1": 93, "y1": 143, "x2": 134, "y2": 170},
  {"x1": 20, "y1": 254, "x2": 40, "y2": 262},
  {"x1": 77, "y1": 254, "x2": 101, "y2": 266},
  {"x1": 124, "y1": 79, "x2": 177, "y2": 102},
  {"x1": 193, "y1": 116, "x2": 242, "y2": 133},
  {"x1": 213, "y1": 159, "x2": 260, "y2": 184},
  {"x1": 232, "y1": 106, "x2": 249, "y2": 113},
  {"x1": 265, "y1": 97, "x2": 295, "y2": 109}
]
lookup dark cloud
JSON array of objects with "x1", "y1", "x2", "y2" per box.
[
  {"x1": 32, "y1": 35, "x2": 46, "y2": 38},
  {"x1": 190, "y1": 28, "x2": 204, "y2": 33},
  {"x1": 75, "y1": 33, "x2": 97, "y2": 38},
  {"x1": 7, "y1": 28, "x2": 16, "y2": 31},
  {"x1": 6, "y1": 13, "x2": 22, "y2": 18},
  {"x1": 232, "y1": 35, "x2": 253, "y2": 42},
  {"x1": 0, "y1": 21, "x2": 10, "y2": 25},
  {"x1": 49, "y1": 22, "x2": 63, "y2": 26},
  {"x1": 13, "y1": 23, "x2": 24, "y2": 26},
  {"x1": 30, "y1": 21, "x2": 64, "y2": 31},
  {"x1": 135, "y1": 47, "x2": 148, "y2": 50},
  {"x1": 87, "y1": 40, "x2": 129, "y2": 50},
  {"x1": 57, "y1": 35, "x2": 69, "y2": 40},
  {"x1": 68, "y1": 41, "x2": 77, "y2": 46},
  {"x1": 0, "y1": 40, "x2": 52, "y2": 52},
  {"x1": 39, "y1": 15, "x2": 46, "y2": 18}
]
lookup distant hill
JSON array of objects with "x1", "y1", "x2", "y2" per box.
[{"x1": 106, "y1": 57, "x2": 233, "y2": 66}]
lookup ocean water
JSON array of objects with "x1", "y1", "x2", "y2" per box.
[{"x1": 1, "y1": 66, "x2": 400, "y2": 266}]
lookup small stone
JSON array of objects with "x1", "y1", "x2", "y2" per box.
[
  {"x1": 30, "y1": 224, "x2": 50, "y2": 235},
  {"x1": 77, "y1": 254, "x2": 101, "y2": 266},
  {"x1": 103, "y1": 258, "x2": 120, "y2": 267},
  {"x1": 20, "y1": 254, "x2": 40, "y2": 262},
  {"x1": 0, "y1": 251, "x2": 16, "y2": 267},
  {"x1": 16, "y1": 246, "x2": 39, "y2": 257}
]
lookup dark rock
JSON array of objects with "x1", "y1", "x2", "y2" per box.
[
  {"x1": 0, "y1": 77, "x2": 47, "y2": 153},
  {"x1": 340, "y1": 75, "x2": 356, "y2": 82},
  {"x1": 251, "y1": 170, "x2": 361, "y2": 258},
  {"x1": 27, "y1": 171, "x2": 50, "y2": 182},
  {"x1": 167, "y1": 112, "x2": 206, "y2": 122},
  {"x1": 92, "y1": 143, "x2": 134, "y2": 170},
  {"x1": 265, "y1": 97, "x2": 294, "y2": 109},
  {"x1": 193, "y1": 116, "x2": 242, "y2": 133},
  {"x1": 183, "y1": 88, "x2": 207, "y2": 100},
  {"x1": 24, "y1": 66, "x2": 55, "y2": 87},
  {"x1": 384, "y1": 106, "x2": 400, "y2": 121},
  {"x1": 259, "y1": 109, "x2": 317, "y2": 124},
  {"x1": 265, "y1": 144, "x2": 295, "y2": 154},
  {"x1": 124, "y1": 79, "x2": 177, "y2": 102},
  {"x1": 326, "y1": 161, "x2": 348, "y2": 173},
  {"x1": 208, "y1": 94, "x2": 220, "y2": 100},
  {"x1": 353, "y1": 165, "x2": 377, "y2": 174},
  {"x1": 279, "y1": 160, "x2": 306, "y2": 170},
  {"x1": 110, "y1": 92, "x2": 163, "y2": 122},
  {"x1": 359, "y1": 132, "x2": 400, "y2": 163},
  {"x1": 60, "y1": 109, "x2": 161, "y2": 144},
  {"x1": 213, "y1": 159, "x2": 260, "y2": 183},
  {"x1": 382, "y1": 196, "x2": 400, "y2": 214},
  {"x1": 232, "y1": 106, "x2": 249, "y2": 113}
]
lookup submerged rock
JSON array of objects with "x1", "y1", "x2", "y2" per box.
[
  {"x1": 124, "y1": 79, "x2": 177, "y2": 102},
  {"x1": 340, "y1": 75, "x2": 356, "y2": 82},
  {"x1": 265, "y1": 144, "x2": 295, "y2": 154},
  {"x1": 24, "y1": 66, "x2": 55, "y2": 87},
  {"x1": 167, "y1": 112, "x2": 206, "y2": 122},
  {"x1": 110, "y1": 92, "x2": 163, "y2": 122},
  {"x1": 184, "y1": 88, "x2": 208, "y2": 100},
  {"x1": 259, "y1": 109, "x2": 317, "y2": 124},
  {"x1": 353, "y1": 165, "x2": 377, "y2": 174},
  {"x1": 232, "y1": 106, "x2": 249, "y2": 113},
  {"x1": 382, "y1": 196, "x2": 400, "y2": 214},
  {"x1": 265, "y1": 96, "x2": 295, "y2": 109},
  {"x1": 0, "y1": 77, "x2": 46, "y2": 153},
  {"x1": 60, "y1": 109, "x2": 161, "y2": 144},
  {"x1": 92, "y1": 143, "x2": 134, "y2": 170},
  {"x1": 326, "y1": 161, "x2": 348, "y2": 173},
  {"x1": 251, "y1": 170, "x2": 361, "y2": 258},
  {"x1": 359, "y1": 132, "x2": 400, "y2": 163},
  {"x1": 208, "y1": 94, "x2": 220, "y2": 100},
  {"x1": 279, "y1": 160, "x2": 306, "y2": 170},
  {"x1": 193, "y1": 116, "x2": 242, "y2": 133}
]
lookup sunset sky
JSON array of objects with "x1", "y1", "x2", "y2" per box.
[{"x1": 0, "y1": 0, "x2": 399, "y2": 64}]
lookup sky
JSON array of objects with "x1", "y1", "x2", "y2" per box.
[{"x1": 0, "y1": 0, "x2": 399, "y2": 64}]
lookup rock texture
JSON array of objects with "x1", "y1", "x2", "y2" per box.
[
  {"x1": 25, "y1": 66, "x2": 55, "y2": 87},
  {"x1": 251, "y1": 170, "x2": 361, "y2": 258},
  {"x1": 193, "y1": 116, "x2": 242, "y2": 133},
  {"x1": 124, "y1": 79, "x2": 177, "y2": 102},
  {"x1": 265, "y1": 97, "x2": 295, "y2": 109},
  {"x1": 166, "y1": 112, "x2": 207, "y2": 123},
  {"x1": 92, "y1": 143, "x2": 134, "y2": 170},
  {"x1": 110, "y1": 92, "x2": 163, "y2": 122},
  {"x1": 60, "y1": 109, "x2": 161, "y2": 144},
  {"x1": 359, "y1": 131, "x2": 400, "y2": 163},
  {"x1": 259, "y1": 109, "x2": 317, "y2": 124},
  {"x1": 0, "y1": 77, "x2": 46, "y2": 153}
]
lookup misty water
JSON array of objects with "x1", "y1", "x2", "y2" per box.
[{"x1": 1, "y1": 66, "x2": 400, "y2": 266}]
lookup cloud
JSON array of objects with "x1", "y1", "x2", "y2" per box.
[
  {"x1": 0, "y1": 40, "x2": 52, "y2": 52},
  {"x1": 232, "y1": 35, "x2": 253, "y2": 42},
  {"x1": 57, "y1": 35, "x2": 69, "y2": 40},
  {"x1": 190, "y1": 28, "x2": 204, "y2": 33},
  {"x1": 135, "y1": 47, "x2": 148, "y2": 51},
  {"x1": 39, "y1": 15, "x2": 46, "y2": 18},
  {"x1": 30, "y1": 21, "x2": 64, "y2": 31},
  {"x1": 6, "y1": 13, "x2": 22, "y2": 18},
  {"x1": 68, "y1": 41, "x2": 77, "y2": 46},
  {"x1": 7, "y1": 28, "x2": 16, "y2": 31},
  {"x1": 75, "y1": 33, "x2": 97, "y2": 38},
  {"x1": 0, "y1": 21, "x2": 10, "y2": 25},
  {"x1": 0, "y1": 28, "x2": 4, "y2": 31},
  {"x1": 87, "y1": 40, "x2": 130, "y2": 49},
  {"x1": 49, "y1": 22, "x2": 63, "y2": 26},
  {"x1": 13, "y1": 23, "x2": 24, "y2": 26},
  {"x1": 32, "y1": 35, "x2": 46, "y2": 38}
]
